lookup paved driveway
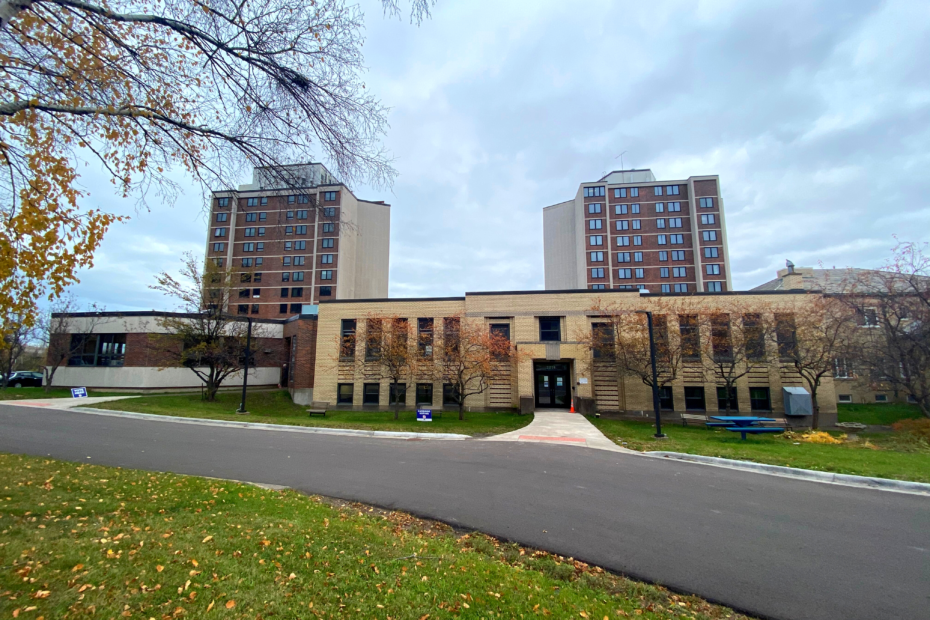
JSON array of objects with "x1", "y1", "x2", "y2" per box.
[{"x1": 0, "y1": 403, "x2": 927, "y2": 620}]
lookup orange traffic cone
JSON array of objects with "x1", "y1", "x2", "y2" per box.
[{"x1": 570, "y1": 398, "x2": 575, "y2": 413}]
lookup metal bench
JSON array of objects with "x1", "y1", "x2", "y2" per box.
[
  {"x1": 681, "y1": 413, "x2": 708, "y2": 427},
  {"x1": 307, "y1": 401, "x2": 329, "y2": 416},
  {"x1": 726, "y1": 427, "x2": 785, "y2": 440}
]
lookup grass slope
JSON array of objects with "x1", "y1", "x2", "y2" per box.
[
  {"x1": 836, "y1": 402, "x2": 924, "y2": 426},
  {"x1": 588, "y1": 416, "x2": 930, "y2": 483},
  {"x1": 0, "y1": 453, "x2": 750, "y2": 619},
  {"x1": 0, "y1": 387, "x2": 130, "y2": 401},
  {"x1": 90, "y1": 390, "x2": 532, "y2": 437}
]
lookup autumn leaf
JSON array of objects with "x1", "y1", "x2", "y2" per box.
[
  {"x1": 156, "y1": 565, "x2": 164, "y2": 572},
  {"x1": 202, "y1": 536, "x2": 213, "y2": 543},
  {"x1": 206, "y1": 600, "x2": 215, "y2": 612},
  {"x1": 225, "y1": 600, "x2": 235, "y2": 609}
]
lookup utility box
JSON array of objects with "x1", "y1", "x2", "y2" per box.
[
  {"x1": 783, "y1": 387, "x2": 813, "y2": 417},
  {"x1": 519, "y1": 396, "x2": 534, "y2": 415}
]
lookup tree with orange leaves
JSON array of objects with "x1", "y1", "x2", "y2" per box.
[{"x1": 0, "y1": 0, "x2": 433, "y2": 338}]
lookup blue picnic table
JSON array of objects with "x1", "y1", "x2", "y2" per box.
[{"x1": 707, "y1": 416, "x2": 785, "y2": 440}]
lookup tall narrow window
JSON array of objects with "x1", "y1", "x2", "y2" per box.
[
  {"x1": 340, "y1": 319, "x2": 356, "y2": 359},
  {"x1": 365, "y1": 318, "x2": 382, "y2": 361},
  {"x1": 418, "y1": 318, "x2": 434, "y2": 357},
  {"x1": 443, "y1": 317, "x2": 460, "y2": 360},
  {"x1": 679, "y1": 315, "x2": 700, "y2": 361},
  {"x1": 775, "y1": 314, "x2": 797, "y2": 360},
  {"x1": 711, "y1": 314, "x2": 732, "y2": 361}
]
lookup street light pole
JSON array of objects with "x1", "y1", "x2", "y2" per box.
[
  {"x1": 636, "y1": 310, "x2": 666, "y2": 438},
  {"x1": 236, "y1": 316, "x2": 253, "y2": 414}
]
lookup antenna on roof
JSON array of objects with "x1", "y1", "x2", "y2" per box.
[{"x1": 615, "y1": 150, "x2": 628, "y2": 170}]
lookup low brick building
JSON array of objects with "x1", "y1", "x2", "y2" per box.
[
  {"x1": 46, "y1": 311, "x2": 318, "y2": 403},
  {"x1": 313, "y1": 288, "x2": 839, "y2": 425}
]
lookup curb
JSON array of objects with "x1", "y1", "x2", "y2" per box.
[
  {"x1": 647, "y1": 451, "x2": 930, "y2": 496},
  {"x1": 66, "y1": 407, "x2": 471, "y2": 441}
]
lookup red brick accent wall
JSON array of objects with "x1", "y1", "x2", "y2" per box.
[{"x1": 283, "y1": 317, "x2": 318, "y2": 389}]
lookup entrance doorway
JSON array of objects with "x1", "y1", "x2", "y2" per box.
[{"x1": 534, "y1": 362, "x2": 571, "y2": 409}]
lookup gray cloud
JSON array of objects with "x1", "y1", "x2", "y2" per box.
[{"x1": 69, "y1": 0, "x2": 930, "y2": 307}]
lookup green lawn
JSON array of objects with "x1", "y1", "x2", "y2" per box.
[
  {"x1": 837, "y1": 402, "x2": 924, "y2": 426},
  {"x1": 90, "y1": 390, "x2": 532, "y2": 437},
  {"x1": 0, "y1": 453, "x2": 749, "y2": 620},
  {"x1": 588, "y1": 416, "x2": 930, "y2": 483},
  {"x1": 0, "y1": 387, "x2": 132, "y2": 400}
]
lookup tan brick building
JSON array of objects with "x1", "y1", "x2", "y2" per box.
[
  {"x1": 544, "y1": 169, "x2": 732, "y2": 294},
  {"x1": 314, "y1": 289, "x2": 838, "y2": 425},
  {"x1": 207, "y1": 163, "x2": 390, "y2": 319}
]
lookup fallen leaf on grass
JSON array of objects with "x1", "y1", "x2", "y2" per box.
[
  {"x1": 202, "y1": 536, "x2": 213, "y2": 543},
  {"x1": 156, "y1": 565, "x2": 164, "y2": 573},
  {"x1": 206, "y1": 600, "x2": 215, "y2": 612},
  {"x1": 225, "y1": 600, "x2": 235, "y2": 609}
]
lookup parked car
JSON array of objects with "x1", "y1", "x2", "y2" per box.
[{"x1": 6, "y1": 371, "x2": 43, "y2": 388}]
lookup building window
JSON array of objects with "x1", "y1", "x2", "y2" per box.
[
  {"x1": 674, "y1": 283, "x2": 688, "y2": 292},
  {"x1": 701, "y1": 214, "x2": 716, "y2": 225},
  {"x1": 616, "y1": 220, "x2": 629, "y2": 231},
  {"x1": 337, "y1": 383, "x2": 354, "y2": 405},
  {"x1": 875, "y1": 394, "x2": 888, "y2": 403},
  {"x1": 291, "y1": 287, "x2": 303, "y2": 298},
  {"x1": 443, "y1": 384, "x2": 462, "y2": 407},
  {"x1": 661, "y1": 284, "x2": 670, "y2": 292},
  {"x1": 246, "y1": 197, "x2": 259, "y2": 207},
  {"x1": 259, "y1": 212, "x2": 267, "y2": 221},
  {"x1": 660, "y1": 267, "x2": 669, "y2": 278},
  {"x1": 673, "y1": 267, "x2": 687, "y2": 277},
  {"x1": 283, "y1": 256, "x2": 291, "y2": 266},
  {"x1": 589, "y1": 219, "x2": 603, "y2": 230},
  {"x1": 654, "y1": 186, "x2": 663, "y2": 196},
  {"x1": 666, "y1": 185, "x2": 680, "y2": 195},
  {"x1": 657, "y1": 235, "x2": 667, "y2": 245},
  {"x1": 290, "y1": 240, "x2": 304, "y2": 250},
  {"x1": 684, "y1": 386, "x2": 706, "y2": 411},
  {"x1": 212, "y1": 242, "x2": 225, "y2": 252},
  {"x1": 656, "y1": 203, "x2": 664, "y2": 213},
  {"x1": 615, "y1": 204, "x2": 627, "y2": 215},
  {"x1": 658, "y1": 251, "x2": 668, "y2": 262},
  {"x1": 705, "y1": 247, "x2": 719, "y2": 258},
  {"x1": 322, "y1": 223, "x2": 335, "y2": 233},
  {"x1": 633, "y1": 236, "x2": 642, "y2": 246},
  {"x1": 319, "y1": 286, "x2": 332, "y2": 296},
  {"x1": 243, "y1": 227, "x2": 255, "y2": 237},
  {"x1": 706, "y1": 264, "x2": 721, "y2": 275},
  {"x1": 706, "y1": 281, "x2": 722, "y2": 292},
  {"x1": 592, "y1": 284, "x2": 606, "y2": 290},
  {"x1": 657, "y1": 218, "x2": 666, "y2": 229},
  {"x1": 614, "y1": 188, "x2": 626, "y2": 198},
  {"x1": 635, "y1": 268, "x2": 644, "y2": 279},
  {"x1": 632, "y1": 219, "x2": 641, "y2": 230},
  {"x1": 293, "y1": 256, "x2": 306, "y2": 266},
  {"x1": 319, "y1": 238, "x2": 334, "y2": 250},
  {"x1": 217, "y1": 197, "x2": 230, "y2": 207},
  {"x1": 243, "y1": 243, "x2": 254, "y2": 252},
  {"x1": 859, "y1": 307, "x2": 879, "y2": 327},
  {"x1": 631, "y1": 204, "x2": 640, "y2": 214},
  {"x1": 363, "y1": 383, "x2": 380, "y2": 405},
  {"x1": 717, "y1": 387, "x2": 738, "y2": 412},
  {"x1": 340, "y1": 319, "x2": 356, "y2": 358},
  {"x1": 241, "y1": 258, "x2": 253, "y2": 267},
  {"x1": 288, "y1": 195, "x2": 296, "y2": 204},
  {"x1": 292, "y1": 271, "x2": 304, "y2": 281},
  {"x1": 630, "y1": 187, "x2": 639, "y2": 197},
  {"x1": 617, "y1": 268, "x2": 632, "y2": 279},
  {"x1": 320, "y1": 270, "x2": 333, "y2": 280},
  {"x1": 256, "y1": 243, "x2": 264, "y2": 252},
  {"x1": 775, "y1": 314, "x2": 797, "y2": 359},
  {"x1": 285, "y1": 226, "x2": 293, "y2": 235},
  {"x1": 297, "y1": 195, "x2": 309, "y2": 204},
  {"x1": 278, "y1": 303, "x2": 288, "y2": 314},
  {"x1": 668, "y1": 202, "x2": 681, "y2": 212},
  {"x1": 669, "y1": 218, "x2": 682, "y2": 228},
  {"x1": 323, "y1": 207, "x2": 336, "y2": 217},
  {"x1": 416, "y1": 383, "x2": 433, "y2": 406},
  {"x1": 617, "y1": 252, "x2": 631, "y2": 263},
  {"x1": 538, "y1": 317, "x2": 561, "y2": 342},
  {"x1": 671, "y1": 250, "x2": 685, "y2": 260},
  {"x1": 214, "y1": 227, "x2": 227, "y2": 237},
  {"x1": 296, "y1": 225, "x2": 307, "y2": 235},
  {"x1": 590, "y1": 251, "x2": 604, "y2": 262},
  {"x1": 418, "y1": 318, "x2": 434, "y2": 357},
  {"x1": 633, "y1": 252, "x2": 643, "y2": 262},
  {"x1": 215, "y1": 212, "x2": 228, "y2": 222},
  {"x1": 214, "y1": 258, "x2": 224, "y2": 267},
  {"x1": 324, "y1": 191, "x2": 338, "y2": 201},
  {"x1": 286, "y1": 210, "x2": 295, "y2": 220},
  {"x1": 297, "y1": 210, "x2": 308, "y2": 219},
  {"x1": 670, "y1": 234, "x2": 684, "y2": 244},
  {"x1": 658, "y1": 386, "x2": 673, "y2": 410},
  {"x1": 700, "y1": 197, "x2": 714, "y2": 208},
  {"x1": 617, "y1": 236, "x2": 630, "y2": 246},
  {"x1": 389, "y1": 383, "x2": 407, "y2": 406},
  {"x1": 589, "y1": 235, "x2": 603, "y2": 246},
  {"x1": 838, "y1": 394, "x2": 852, "y2": 403},
  {"x1": 750, "y1": 387, "x2": 771, "y2": 411},
  {"x1": 680, "y1": 315, "x2": 700, "y2": 359},
  {"x1": 281, "y1": 272, "x2": 289, "y2": 282},
  {"x1": 702, "y1": 230, "x2": 718, "y2": 242},
  {"x1": 591, "y1": 268, "x2": 605, "y2": 278},
  {"x1": 583, "y1": 186, "x2": 605, "y2": 197},
  {"x1": 834, "y1": 358, "x2": 852, "y2": 379},
  {"x1": 249, "y1": 304, "x2": 258, "y2": 314},
  {"x1": 321, "y1": 254, "x2": 334, "y2": 264},
  {"x1": 280, "y1": 287, "x2": 289, "y2": 298},
  {"x1": 588, "y1": 203, "x2": 602, "y2": 214},
  {"x1": 237, "y1": 304, "x2": 248, "y2": 315},
  {"x1": 257, "y1": 227, "x2": 265, "y2": 236},
  {"x1": 67, "y1": 333, "x2": 127, "y2": 367}
]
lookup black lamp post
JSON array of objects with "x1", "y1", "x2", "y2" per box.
[
  {"x1": 236, "y1": 316, "x2": 254, "y2": 414},
  {"x1": 635, "y1": 310, "x2": 666, "y2": 438}
]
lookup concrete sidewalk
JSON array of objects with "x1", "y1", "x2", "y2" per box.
[{"x1": 484, "y1": 410, "x2": 635, "y2": 453}]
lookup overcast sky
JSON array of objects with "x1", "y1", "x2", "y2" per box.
[{"x1": 69, "y1": 0, "x2": 930, "y2": 310}]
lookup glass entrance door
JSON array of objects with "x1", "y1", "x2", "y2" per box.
[{"x1": 534, "y1": 363, "x2": 571, "y2": 409}]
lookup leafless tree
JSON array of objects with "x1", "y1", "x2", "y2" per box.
[
  {"x1": 0, "y1": 311, "x2": 38, "y2": 388},
  {"x1": 37, "y1": 292, "x2": 107, "y2": 391}
]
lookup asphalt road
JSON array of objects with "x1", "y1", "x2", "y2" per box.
[{"x1": 0, "y1": 404, "x2": 927, "y2": 620}]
